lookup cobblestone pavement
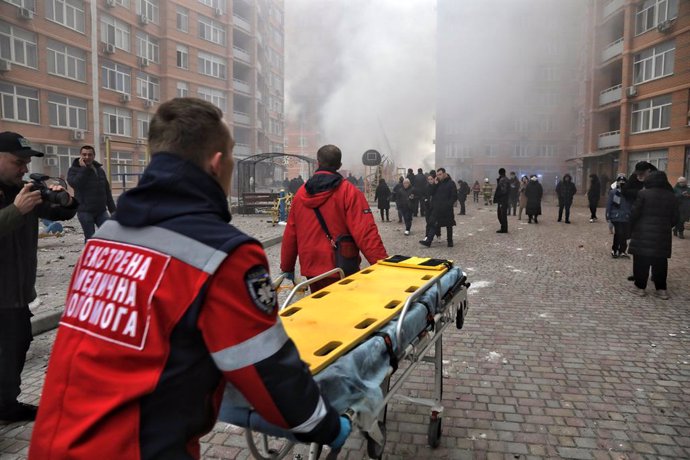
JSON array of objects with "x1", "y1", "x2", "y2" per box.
[{"x1": 2, "y1": 203, "x2": 689, "y2": 459}]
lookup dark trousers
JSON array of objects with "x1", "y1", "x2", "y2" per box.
[
  {"x1": 401, "y1": 208, "x2": 412, "y2": 231},
  {"x1": 77, "y1": 210, "x2": 109, "y2": 241},
  {"x1": 0, "y1": 308, "x2": 32, "y2": 410},
  {"x1": 674, "y1": 217, "x2": 686, "y2": 235},
  {"x1": 558, "y1": 203, "x2": 571, "y2": 222},
  {"x1": 458, "y1": 199, "x2": 466, "y2": 215},
  {"x1": 633, "y1": 255, "x2": 668, "y2": 290},
  {"x1": 473, "y1": 191, "x2": 479, "y2": 203},
  {"x1": 497, "y1": 201, "x2": 508, "y2": 231},
  {"x1": 612, "y1": 222, "x2": 629, "y2": 254},
  {"x1": 426, "y1": 224, "x2": 453, "y2": 245},
  {"x1": 588, "y1": 200, "x2": 598, "y2": 219},
  {"x1": 379, "y1": 208, "x2": 389, "y2": 221},
  {"x1": 410, "y1": 197, "x2": 419, "y2": 217},
  {"x1": 509, "y1": 197, "x2": 518, "y2": 215}
]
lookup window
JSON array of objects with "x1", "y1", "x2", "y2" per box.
[
  {"x1": 269, "y1": 119, "x2": 282, "y2": 136},
  {"x1": 136, "y1": 0, "x2": 159, "y2": 24},
  {"x1": 48, "y1": 93, "x2": 87, "y2": 130},
  {"x1": 5, "y1": 0, "x2": 35, "y2": 10},
  {"x1": 136, "y1": 32, "x2": 159, "y2": 63},
  {"x1": 0, "y1": 21, "x2": 38, "y2": 69},
  {"x1": 136, "y1": 72, "x2": 159, "y2": 101},
  {"x1": 484, "y1": 145, "x2": 496, "y2": 157},
  {"x1": 176, "y1": 6, "x2": 188, "y2": 32},
  {"x1": 631, "y1": 94, "x2": 672, "y2": 133},
  {"x1": 0, "y1": 82, "x2": 39, "y2": 124},
  {"x1": 198, "y1": 52, "x2": 226, "y2": 79},
  {"x1": 54, "y1": 145, "x2": 80, "y2": 178},
  {"x1": 628, "y1": 150, "x2": 668, "y2": 173},
  {"x1": 46, "y1": 0, "x2": 85, "y2": 33},
  {"x1": 176, "y1": 81, "x2": 188, "y2": 97},
  {"x1": 176, "y1": 44, "x2": 188, "y2": 69},
  {"x1": 136, "y1": 112, "x2": 150, "y2": 139},
  {"x1": 198, "y1": 0, "x2": 225, "y2": 11},
  {"x1": 635, "y1": 0, "x2": 678, "y2": 35},
  {"x1": 633, "y1": 41, "x2": 674, "y2": 84},
  {"x1": 197, "y1": 86, "x2": 226, "y2": 112},
  {"x1": 101, "y1": 14, "x2": 131, "y2": 52},
  {"x1": 115, "y1": 0, "x2": 129, "y2": 6},
  {"x1": 444, "y1": 144, "x2": 471, "y2": 159},
  {"x1": 198, "y1": 16, "x2": 225, "y2": 45},
  {"x1": 102, "y1": 61, "x2": 131, "y2": 93},
  {"x1": 512, "y1": 143, "x2": 531, "y2": 158},
  {"x1": 514, "y1": 118, "x2": 530, "y2": 133},
  {"x1": 103, "y1": 105, "x2": 131, "y2": 136},
  {"x1": 536, "y1": 145, "x2": 556, "y2": 157},
  {"x1": 47, "y1": 39, "x2": 86, "y2": 82},
  {"x1": 110, "y1": 151, "x2": 133, "y2": 180}
]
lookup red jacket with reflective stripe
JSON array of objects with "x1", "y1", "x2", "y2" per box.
[{"x1": 281, "y1": 170, "x2": 388, "y2": 277}]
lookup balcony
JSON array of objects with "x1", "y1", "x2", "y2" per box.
[
  {"x1": 598, "y1": 130, "x2": 620, "y2": 149},
  {"x1": 599, "y1": 84, "x2": 622, "y2": 106},
  {"x1": 233, "y1": 78, "x2": 251, "y2": 94},
  {"x1": 233, "y1": 14, "x2": 251, "y2": 33},
  {"x1": 234, "y1": 111, "x2": 251, "y2": 125},
  {"x1": 603, "y1": 0, "x2": 624, "y2": 19},
  {"x1": 234, "y1": 143, "x2": 251, "y2": 157},
  {"x1": 601, "y1": 38, "x2": 623, "y2": 62},
  {"x1": 233, "y1": 47, "x2": 251, "y2": 64}
]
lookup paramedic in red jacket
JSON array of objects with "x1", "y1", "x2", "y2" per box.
[
  {"x1": 280, "y1": 144, "x2": 388, "y2": 291},
  {"x1": 29, "y1": 98, "x2": 350, "y2": 459}
]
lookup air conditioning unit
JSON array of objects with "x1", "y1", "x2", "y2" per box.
[
  {"x1": 135, "y1": 139, "x2": 145, "y2": 145},
  {"x1": 120, "y1": 93, "x2": 131, "y2": 103},
  {"x1": 44, "y1": 145, "x2": 58, "y2": 156},
  {"x1": 138, "y1": 14, "x2": 149, "y2": 25},
  {"x1": 627, "y1": 86, "x2": 638, "y2": 97},
  {"x1": 0, "y1": 59, "x2": 10, "y2": 72},
  {"x1": 657, "y1": 20, "x2": 672, "y2": 33},
  {"x1": 105, "y1": 0, "x2": 115, "y2": 7},
  {"x1": 214, "y1": 7, "x2": 223, "y2": 17},
  {"x1": 72, "y1": 130, "x2": 86, "y2": 141},
  {"x1": 144, "y1": 99, "x2": 154, "y2": 108},
  {"x1": 44, "y1": 157, "x2": 58, "y2": 167},
  {"x1": 103, "y1": 43, "x2": 116, "y2": 54},
  {"x1": 17, "y1": 8, "x2": 34, "y2": 20},
  {"x1": 137, "y1": 56, "x2": 149, "y2": 67}
]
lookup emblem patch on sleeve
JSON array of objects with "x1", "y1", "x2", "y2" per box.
[{"x1": 245, "y1": 265, "x2": 277, "y2": 315}]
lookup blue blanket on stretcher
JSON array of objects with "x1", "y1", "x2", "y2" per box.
[{"x1": 219, "y1": 266, "x2": 463, "y2": 433}]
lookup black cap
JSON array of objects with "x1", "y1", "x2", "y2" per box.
[
  {"x1": 0, "y1": 132, "x2": 44, "y2": 158},
  {"x1": 634, "y1": 161, "x2": 657, "y2": 173}
]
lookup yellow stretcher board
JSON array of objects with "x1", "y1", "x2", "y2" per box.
[{"x1": 280, "y1": 256, "x2": 451, "y2": 374}]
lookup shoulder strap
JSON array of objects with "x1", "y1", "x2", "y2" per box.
[{"x1": 313, "y1": 208, "x2": 336, "y2": 248}]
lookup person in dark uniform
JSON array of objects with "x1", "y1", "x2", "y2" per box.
[{"x1": 420, "y1": 168, "x2": 457, "y2": 247}]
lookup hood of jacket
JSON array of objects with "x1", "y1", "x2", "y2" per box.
[
  {"x1": 302, "y1": 168, "x2": 344, "y2": 209},
  {"x1": 644, "y1": 171, "x2": 673, "y2": 191},
  {"x1": 115, "y1": 152, "x2": 231, "y2": 227},
  {"x1": 71, "y1": 158, "x2": 103, "y2": 169}
]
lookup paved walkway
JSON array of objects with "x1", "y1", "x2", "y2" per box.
[{"x1": 2, "y1": 203, "x2": 689, "y2": 459}]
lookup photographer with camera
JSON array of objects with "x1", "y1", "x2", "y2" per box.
[
  {"x1": 0, "y1": 132, "x2": 77, "y2": 423},
  {"x1": 68, "y1": 145, "x2": 116, "y2": 241}
]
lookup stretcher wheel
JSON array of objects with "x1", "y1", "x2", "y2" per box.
[
  {"x1": 365, "y1": 421, "x2": 386, "y2": 459},
  {"x1": 427, "y1": 416, "x2": 442, "y2": 448},
  {"x1": 244, "y1": 429, "x2": 294, "y2": 460}
]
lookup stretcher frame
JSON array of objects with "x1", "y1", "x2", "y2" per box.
[{"x1": 245, "y1": 265, "x2": 469, "y2": 460}]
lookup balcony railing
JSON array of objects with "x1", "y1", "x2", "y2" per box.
[
  {"x1": 598, "y1": 130, "x2": 621, "y2": 149},
  {"x1": 601, "y1": 38, "x2": 623, "y2": 62},
  {"x1": 233, "y1": 78, "x2": 251, "y2": 94},
  {"x1": 599, "y1": 84, "x2": 622, "y2": 106},
  {"x1": 233, "y1": 14, "x2": 251, "y2": 33},
  {"x1": 603, "y1": 0, "x2": 624, "y2": 19},
  {"x1": 233, "y1": 46, "x2": 251, "y2": 64},
  {"x1": 233, "y1": 111, "x2": 251, "y2": 125}
]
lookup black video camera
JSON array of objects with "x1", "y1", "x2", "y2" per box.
[{"x1": 29, "y1": 173, "x2": 71, "y2": 207}]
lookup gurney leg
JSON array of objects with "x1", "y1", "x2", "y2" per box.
[
  {"x1": 244, "y1": 429, "x2": 294, "y2": 460},
  {"x1": 428, "y1": 338, "x2": 444, "y2": 448},
  {"x1": 364, "y1": 375, "x2": 389, "y2": 459}
]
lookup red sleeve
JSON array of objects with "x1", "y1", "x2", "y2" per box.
[
  {"x1": 280, "y1": 202, "x2": 298, "y2": 273},
  {"x1": 343, "y1": 184, "x2": 388, "y2": 264}
]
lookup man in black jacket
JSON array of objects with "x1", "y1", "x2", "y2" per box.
[
  {"x1": 457, "y1": 179, "x2": 470, "y2": 215},
  {"x1": 414, "y1": 168, "x2": 428, "y2": 217},
  {"x1": 0, "y1": 131, "x2": 77, "y2": 423},
  {"x1": 494, "y1": 168, "x2": 510, "y2": 233},
  {"x1": 420, "y1": 168, "x2": 457, "y2": 247},
  {"x1": 508, "y1": 172, "x2": 520, "y2": 216},
  {"x1": 67, "y1": 145, "x2": 116, "y2": 241}
]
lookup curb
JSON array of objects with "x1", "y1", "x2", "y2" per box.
[{"x1": 30, "y1": 235, "x2": 284, "y2": 335}]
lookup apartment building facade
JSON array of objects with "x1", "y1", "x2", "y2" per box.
[
  {"x1": 435, "y1": 0, "x2": 587, "y2": 191},
  {"x1": 581, "y1": 0, "x2": 690, "y2": 184},
  {"x1": 0, "y1": 0, "x2": 284, "y2": 193}
]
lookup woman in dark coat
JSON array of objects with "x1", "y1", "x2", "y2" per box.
[
  {"x1": 525, "y1": 175, "x2": 543, "y2": 224},
  {"x1": 587, "y1": 174, "x2": 601, "y2": 222},
  {"x1": 420, "y1": 169, "x2": 457, "y2": 247},
  {"x1": 374, "y1": 178, "x2": 391, "y2": 222},
  {"x1": 556, "y1": 173, "x2": 577, "y2": 223},
  {"x1": 395, "y1": 178, "x2": 414, "y2": 235},
  {"x1": 392, "y1": 176, "x2": 404, "y2": 223},
  {"x1": 628, "y1": 171, "x2": 678, "y2": 299}
]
